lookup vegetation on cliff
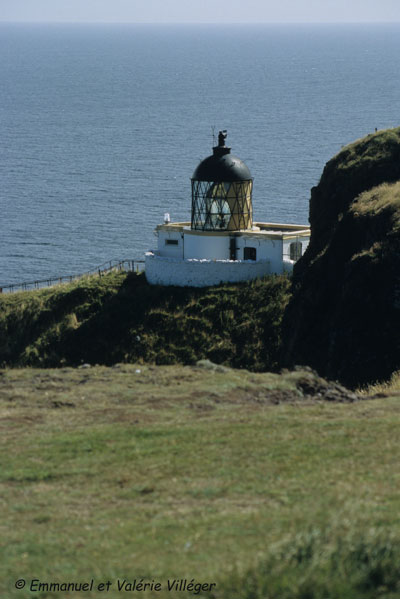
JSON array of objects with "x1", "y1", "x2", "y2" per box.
[
  {"x1": 0, "y1": 271, "x2": 290, "y2": 371},
  {"x1": 283, "y1": 128, "x2": 400, "y2": 388}
]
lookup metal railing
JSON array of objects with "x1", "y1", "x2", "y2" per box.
[{"x1": 0, "y1": 259, "x2": 145, "y2": 294}]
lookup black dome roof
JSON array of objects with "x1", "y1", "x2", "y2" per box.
[{"x1": 192, "y1": 132, "x2": 252, "y2": 182}]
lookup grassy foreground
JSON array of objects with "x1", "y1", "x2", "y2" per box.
[{"x1": 2, "y1": 363, "x2": 400, "y2": 598}]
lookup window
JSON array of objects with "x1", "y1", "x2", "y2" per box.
[
  {"x1": 165, "y1": 239, "x2": 179, "y2": 246},
  {"x1": 289, "y1": 241, "x2": 302, "y2": 261},
  {"x1": 244, "y1": 247, "x2": 257, "y2": 261}
]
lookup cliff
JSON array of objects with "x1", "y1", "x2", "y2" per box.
[
  {"x1": 283, "y1": 128, "x2": 400, "y2": 387},
  {"x1": 0, "y1": 271, "x2": 289, "y2": 371}
]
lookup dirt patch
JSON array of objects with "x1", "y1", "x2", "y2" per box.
[{"x1": 291, "y1": 369, "x2": 360, "y2": 402}]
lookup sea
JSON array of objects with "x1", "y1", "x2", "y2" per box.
[{"x1": 2, "y1": 22, "x2": 400, "y2": 286}]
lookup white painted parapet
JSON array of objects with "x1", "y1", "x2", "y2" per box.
[{"x1": 145, "y1": 252, "x2": 271, "y2": 287}]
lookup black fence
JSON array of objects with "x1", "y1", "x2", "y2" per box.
[{"x1": 0, "y1": 259, "x2": 145, "y2": 294}]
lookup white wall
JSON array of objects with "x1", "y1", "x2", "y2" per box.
[
  {"x1": 183, "y1": 233, "x2": 230, "y2": 260},
  {"x1": 236, "y1": 236, "x2": 284, "y2": 273},
  {"x1": 151, "y1": 230, "x2": 310, "y2": 282},
  {"x1": 157, "y1": 230, "x2": 184, "y2": 258},
  {"x1": 145, "y1": 253, "x2": 271, "y2": 287},
  {"x1": 181, "y1": 232, "x2": 284, "y2": 269}
]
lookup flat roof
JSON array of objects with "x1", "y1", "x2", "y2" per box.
[{"x1": 156, "y1": 221, "x2": 310, "y2": 239}]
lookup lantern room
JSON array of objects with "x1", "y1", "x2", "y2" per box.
[{"x1": 191, "y1": 131, "x2": 253, "y2": 231}]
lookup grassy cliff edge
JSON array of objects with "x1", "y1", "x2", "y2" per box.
[{"x1": 0, "y1": 271, "x2": 290, "y2": 371}]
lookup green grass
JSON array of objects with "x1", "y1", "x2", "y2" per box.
[
  {"x1": 216, "y1": 529, "x2": 400, "y2": 599},
  {"x1": 333, "y1": 127, "x2": 400, "y2": 175},
  {"x1": 2, "y1": 365, "x2": 400, "y2": 598},
  {"x1": 351, "y1": 181, "x2": 400, "y2": 239},
  {"x1": 0, "y1": 272, "x2": 290, "y2": 371}
]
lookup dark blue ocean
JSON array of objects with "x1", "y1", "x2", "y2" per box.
[{"x1": 2, "y1": 23, "x2": 400, "y2": 286}]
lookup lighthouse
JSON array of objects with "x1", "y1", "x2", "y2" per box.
[{"x1": 145, "y1": 131, "x2": 310, "y2": 287}]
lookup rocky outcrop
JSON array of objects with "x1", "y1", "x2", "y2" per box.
[{"x1": 282, "y1": 128, "x2": 400, "y2": 388}]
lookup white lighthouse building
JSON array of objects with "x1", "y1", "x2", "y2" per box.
[{"x1": 145, "y1": 131, "x2": 310, "y2": 287}]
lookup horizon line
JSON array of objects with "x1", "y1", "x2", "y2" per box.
[{"x1": 1, "y1": 20, "x2": 400, "y2": 26}]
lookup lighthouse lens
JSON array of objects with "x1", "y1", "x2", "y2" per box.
[{"x1": 210, "y1": 199, "x2": 230, "y2": 229}]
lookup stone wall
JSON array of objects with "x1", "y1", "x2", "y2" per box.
[{"x1": 145, "y1": 253, "x2": 271, "y2": 287}]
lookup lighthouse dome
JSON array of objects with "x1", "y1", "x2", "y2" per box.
[
  {"x1": 192, "y1": 149, "x2": 252, "y2": 182},
  {"x1": 192, "y1": 130, "x2": 251, "y2": 182}
]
